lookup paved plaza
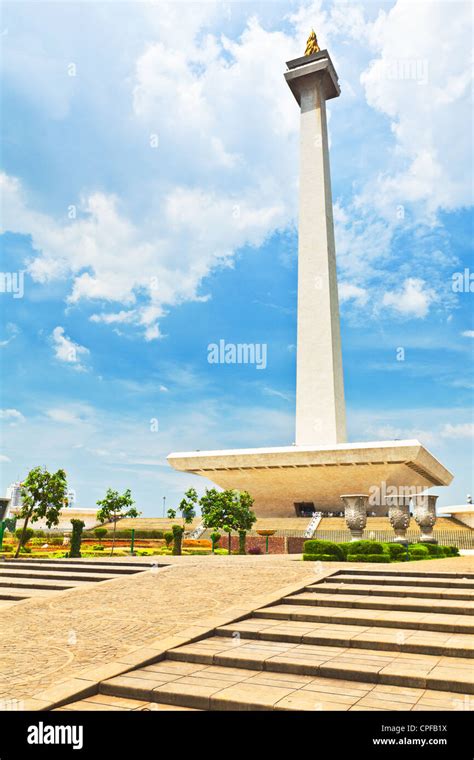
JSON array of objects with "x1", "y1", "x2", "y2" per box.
[{"x1": 1, "y1": 554, "x2": 473, "y2": 709}]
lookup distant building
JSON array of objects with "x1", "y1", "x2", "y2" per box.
[
  {"x1": 6, "y1": 482, "x2": 22, "y2": 508},
  {"x1": 66, "y1": 488, "x2": 76, "y2": 507}
]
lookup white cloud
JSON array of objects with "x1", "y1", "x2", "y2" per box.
[
  {"x1": 338, "y1": 282, "x2": 369, "y2": 307},
  {"x1": 0, "y1": 455, "x2": 11, "y2": 462},
  {"x1": 441, "y1": 423, "x2": 474, "y2": 439},
  {"x1": 46, "y1": 405, "x2": 94, "y2": 426},
  {"x1": 382, "y1": 278, "x2": 435, "y2": 319},
  {"x1": 51, "y1": 326, "x2": 89, "y2": 370},
  {"x1": 360, "y1": 0, "x2": 472, "y2": 218},
  {"x1": 0, "y1": 409, "x2": 25, "y2": 424},
  {"x1": 461, "y1": 330, "x2": 474, "y2": 338}
]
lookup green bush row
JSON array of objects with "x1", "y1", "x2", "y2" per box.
[{"x1": 303, "y1": 539, "x2": 461, "y2": 563}]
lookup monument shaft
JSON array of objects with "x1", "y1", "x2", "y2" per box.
[{"x1": 286, "y1": 54, "x2": 347, "y2": 446}]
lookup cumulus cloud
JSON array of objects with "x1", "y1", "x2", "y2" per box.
[
  {"x1": 0, "y1": 409, "x2": 25, "y2": 424},
  {"x1": 51, "y1": 326, "x2": 89, "y2": 370},
  {"x1": 382, "y1": 278, "x2": 435, "y2": 319},
  {"x1": 0, "y1": 0, "x2": 471, "y2": 336},
  {"x1": 461, "y1": 330, "x2": 474, "y2": 338},
  {"x1": 441, "y1": 423, "x2": 474, "y2": 439},
  {"x1": 338, "y1": 282, "x2": 369, "y2": 307}
]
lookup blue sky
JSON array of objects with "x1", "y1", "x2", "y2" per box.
[{"x1": 0, "y1": 0, "x2": 472, "y2": 513}]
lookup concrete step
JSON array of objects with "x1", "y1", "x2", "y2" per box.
[
  {"x1": 306, "y1": 582, "x2": 474, "y2": 602},
  {"x1": 286, "y1": 591, "x2": 474, "y2": 616},
  {"x1": 99, "y1": 659, "x2": 472, "y2": 710},
  {"x1": 253, "y1": 603, "x2": 474, "y2": 634},
  {"x1": 0, "y1": 577, "x2": 85, "y2": 590},
  {"x1": 0, "y1": 587, "x2": 54, "y2": 601},
  {"x1": 327, "y1": 573, "x2": 474, "y2": 589},
  {"x1": 165, "y1": 636, "x2": 474, "y2": 694},
  {"x1": 2, "y1": 560, "x2": 148, "y2": 575},
  {"x1": 0, "y1": 568, "x2": 122, "y2": 583},
  {"x1": 55, "y1": 693, "x2": 199, "y2": 711},
  {"x1": 216, "y1": 618, "x2": 474, "y2": 658}
]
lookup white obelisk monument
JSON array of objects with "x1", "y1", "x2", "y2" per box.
[
  {"x1": 285, "y1": 37, "x2": 346, "y2": 446},
  {"x1": 167, "y1": 34, "x2": 453, "y2": 517}
]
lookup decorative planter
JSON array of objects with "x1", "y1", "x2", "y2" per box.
[
  {"x1": 413, "y1": 494, "x2": 438, "y2": 543},
  {"x1": 257, "y1": 529, "x2": 276, "y2": 554},
  {"x1": 341, "y1": 494, "x2": 368, "y2": 541},
  {"x1": 387, "y1": 494, "x2": 411, "y2": 543}
]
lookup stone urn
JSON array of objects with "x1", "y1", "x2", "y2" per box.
[
  {"x1": 387, "y1": 494, "x2": 411, "y2": 543},
  {"x1": 341, "y1": 494, "x2": 368, "y2": 541},
  {"x1": 413, "y1": 494, "x2": 438, "y2": 543}
]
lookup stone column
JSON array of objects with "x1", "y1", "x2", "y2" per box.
[
  {"x1": 387, "y1": 494, "x2": 411, "y2": 543},
  {"x1": 413, "y1": 494, "x2": 438, "y2": 543},
  {"x1": 285, "y1": 52, "x2": 346, "y2": 446},
  {"x1": 341, "y1": 494, "x2": 368, "y2": 541}
]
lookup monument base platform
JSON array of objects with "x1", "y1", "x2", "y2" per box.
[{"x1": 167, "y1": 440, "x2": 453, "y2": 518}]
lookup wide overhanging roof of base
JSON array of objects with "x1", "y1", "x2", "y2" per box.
[{"x1": 167, "y1": 439, "x2": 453, "y2": 487}]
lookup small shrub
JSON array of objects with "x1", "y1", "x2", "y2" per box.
[
  {"x1": 49, "y1": 536, "x2": 64, "y2": 546},
  {"x1": 442, "y1": 545, "x2": 460, "y2": 557},
  {"x1": 172, "y1": 524, "x2": 184, "y2": 555},
  {"x1": 409, "y1": 545, "x2": 430, "y2": 560},
  {"x1": 164, "y1": 531, "x2": 174, "y2": 548},
  {"x1": 385, "y1": 543, "x2": 407, "y2": 561},
  {"x1": 34, "y1": 530, "x2": 45, "y2": 538},
  {"x1": 337, "y1": 543, "x2": 350, "y2": 559},
  {"x1": 92, "y1": 545, "x2": 105, "y2": 551},
  {"x1": 248, "y1": 546, "x2": 262, "y2": 555},
  {"x1": 346, "y1": 541, "x2": 384, "y2": 556},
  {"x1": 303, "y1": 553, "x2": 337, "y2": 562},
  {"x1": 303, "y1": 540, "x2": 344, "y2": 560},
  {"x1": 347, "y1": 553, "x2": 390, "y2": 563},
  {"x1": 94, "y1": 527, "x2": 107, "y2": 544},
  {"x1": 1, "y1": 545, "x2": 13, "y2": 553},
  {"x1": 15, "y1": 527, "x2": 35, "y2": 547}
]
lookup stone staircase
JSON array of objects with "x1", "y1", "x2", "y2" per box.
[
  {"x1": 0, "y1": 558, "x2": 156, "y2": 607},
  {"x1": 59, "y1": 568, "x2": 474, "y2": 711}
]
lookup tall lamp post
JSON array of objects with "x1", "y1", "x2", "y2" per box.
[{"x1": 162, "y1": 496, "x2": 166, "y2": 518}]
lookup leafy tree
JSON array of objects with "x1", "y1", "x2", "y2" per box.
[
  {"x1": 178, "y1": 488, "x2": 198, "y2": 528},
  {"x1": 200, "y1": 489, "x2": 256, "y2": 555},
  {"x1": 15, "y1": 467, "x2": 68, "y2": 558},
  {"x1": 167, "y1": 508, "x2": 177, "y2": 520},
  {"x1": 164, "y1": 530, "x2": 174, "y2": 548},
  {"x1": 96, "y1": 488, "x2": 140, "y2": 555},
  {"x1": 70, "y1": 519, "x2": 85, "y2": 558},
  {"x1": 94, "y1": 527, "x2": 107, "y2": 546}
]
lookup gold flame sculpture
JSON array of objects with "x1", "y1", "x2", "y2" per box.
[{"x1": 304, "y1": 29, "x2": 320, "y2": 56}]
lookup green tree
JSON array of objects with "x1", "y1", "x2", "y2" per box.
[
  {"x1": 15, "y1": 467, "x2": 68, "y2": 558},
  {"x1": 178, "y1": 488, "x2": 198, "y2": 528},
  {"x1": 200, "y1": 489, "x2": 256, "y2": 556},
  {"x1": 70, "y1": 519, "x2": 85, "y2": 558},
  {"x1": 167, "y1": 508, "x2": 177, "y2": 520},
  {"x1": 96, "y1": 488, "x2": 140, "y2": 555}
]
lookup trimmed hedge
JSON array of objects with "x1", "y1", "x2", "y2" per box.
[
  {"x1": 346, "y1": 540, "x2": 385, "y2": 556},
  {"x1": 303, "y1": 553, "x2": 338, "y2": 562},
  {"x1": 348, "y1": 553, "x2": 391, "y2": 563},
  {"x1": 303, "y1": 540, "x2": 345, "y2": 561}
]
